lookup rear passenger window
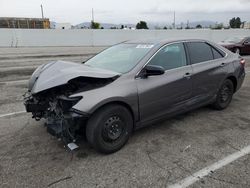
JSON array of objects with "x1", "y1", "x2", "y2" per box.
[
  {"x1": 211, "y1": 47, "x2": 224, "y2": 59},
  {"x1": 187, "y1": 42, "x2": 213, "y2": 64}
]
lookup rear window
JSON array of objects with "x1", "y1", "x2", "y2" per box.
[
  {"x1": 186, "y1": 42, "x2": 213, "y2": 64},
  {"x1": 211, "y1": 47, "x2": 224, "y2": 59}
]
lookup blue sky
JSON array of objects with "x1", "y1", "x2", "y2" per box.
[{"x1": 1, "y1": 0, "x2": 250, "y2": 24}]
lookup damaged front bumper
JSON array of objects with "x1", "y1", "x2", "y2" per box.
[{"x1": 24, "y1": 93, "x2": 89, "y2": 146}]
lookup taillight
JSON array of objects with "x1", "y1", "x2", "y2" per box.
[{"x1": 240, "y1": 58, "x2": 245, "y2": 67}]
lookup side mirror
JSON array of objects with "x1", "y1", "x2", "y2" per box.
[{"x1": 142, "y1": 65, "x2": 165, "y2": 77}]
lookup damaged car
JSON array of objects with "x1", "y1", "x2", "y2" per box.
[{"x1": 24, "y1": 39, "x2": 245, "y2": 154}]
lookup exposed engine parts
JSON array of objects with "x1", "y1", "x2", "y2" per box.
[{"x1": 24, "y1": 76, "x2": 115, "y2": 145}]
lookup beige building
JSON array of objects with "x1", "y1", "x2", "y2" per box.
[
  {"x1": 242, "y1": 22, "x2": 250, "y2": 29},
  {"x1": 0, "y1": 17, "x2": 50, "y2": 29}
]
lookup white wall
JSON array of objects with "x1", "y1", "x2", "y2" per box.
[{"x1": 0, "y1": 29, "x2": 250, "y2": 47}]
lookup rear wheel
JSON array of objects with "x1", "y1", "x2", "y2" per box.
[
  {"x1": 212, "y1": 79, "x2": 234, "y2": 110},
  {"x1": 86, "y1": 104, "x2": 133, "y2": 154}
]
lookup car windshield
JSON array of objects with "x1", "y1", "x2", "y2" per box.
[
  {"x1": 85, "y1": 43, "x2": 153, "y2": 73},
  {"x1": 223, "y1": 37, "x2": 245, "y2": 43}
]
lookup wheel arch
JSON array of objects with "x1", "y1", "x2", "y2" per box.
[
  {"x1": 226, "y1": 75, "x2": 237, "y2": 93},
  {"x1": 89, "y1": 100, "x2": 136, "y2": 129}
]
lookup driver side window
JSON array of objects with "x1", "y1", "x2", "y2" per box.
[{"x1": 148, "y1": 43, "x2": 187, "y2": 70}]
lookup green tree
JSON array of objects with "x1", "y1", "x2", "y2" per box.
[
  {"x1": 229, "y1": 17, "x2": 242, "y2": 28},
  {"x1": 163, "y1": 26, "x2": 167, "y2": 30},
  {"x1": 136, "y1": 21, "x2": 149, "y2": 29},
  {"x1": 229, "y1": 17, "x2": 235, "y2": 28},
  {"x1": 196, "y1": 24, "x2": 202, "y2": 29},
  {"x1": 235, "y1": 17, "x2": 241, "y2": 28},
  {"x1": 90, "y1": 21, "x2": 100, "y2": 29}
]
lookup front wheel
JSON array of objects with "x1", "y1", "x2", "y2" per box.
[
  {"x1": 212, "y1": 79, "x2": 234, "y2": 110},
  {"x1": 86, "y1": 104, "x2": 133, "y2": 154}
]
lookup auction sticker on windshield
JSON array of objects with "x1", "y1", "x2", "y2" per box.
[{"x1": 136, "y1": 44, "x2": 154, "y2": 49}]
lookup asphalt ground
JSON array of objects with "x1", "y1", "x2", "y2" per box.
[{"x1": 0, "y1": 47, "x2": 250, "y2": 188}]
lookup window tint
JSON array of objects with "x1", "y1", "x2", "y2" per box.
[
  {"x1": 187, "y1": 42, "x2": 213, "y2": 64},
  {"x1": 148, "y1": 43, "x2": 187, "y2": 70},
  {"x1": 211, "y1": 47, "x2": 223, "y2": 59}
]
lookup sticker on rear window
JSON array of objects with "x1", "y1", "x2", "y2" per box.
[{"x1": 136, "y1": 44, "x2": 154, "y2": 49}]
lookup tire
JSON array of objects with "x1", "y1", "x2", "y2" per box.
[
  {"x1": 235, "y1": 48, "x2": 240, "y2": 54},
  {"x1": 86, "y1": 104, "x2": 133, "y2": 154},
  {"x1": 212, "y1": 79, "x2": 234, "y2": 110}
]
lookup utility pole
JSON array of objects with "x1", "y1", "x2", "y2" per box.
[
  {"x1": 40, "y1": 4, "x2": 44, "y2": 19},
  {"x1": 92, "y1": 8, "x2": 94, "y2": 22},
  {"x1": 173, "y1": 11, "x2": 176, "y2": 29},
  {"x1": 186, "y1": 20, "x2": 189, "y2": 29}
]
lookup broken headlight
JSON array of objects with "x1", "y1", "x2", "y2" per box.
[{"x1": 58, "y1": 96, "x2": 82, "y2": 112}]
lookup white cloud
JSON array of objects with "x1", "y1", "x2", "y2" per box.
[{"x1": 0, "y1": 0, "x2": 249, "y2": 24}]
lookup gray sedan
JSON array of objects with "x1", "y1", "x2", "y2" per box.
[{"x1": 24, "y1": 39, "x2": 246, "y2": 154}]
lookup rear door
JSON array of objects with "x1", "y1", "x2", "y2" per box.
[
  {"x1": 136, "y1": 42, "x2": 193, "y2": 123},
  {"x1": 185, "y1": 41, "x2": 228, "y2": 104}
]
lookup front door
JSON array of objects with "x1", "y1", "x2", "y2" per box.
[{"x1": 136, "y1": 42, "x2": 193, "y2": 123}]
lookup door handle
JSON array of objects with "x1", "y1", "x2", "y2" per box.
[
  {"x1": 183, "y1": 72, "x2": 192, "y2": 78},
  {"x1": 220, "y1": 63, "x2": 225, "y2": 67}
]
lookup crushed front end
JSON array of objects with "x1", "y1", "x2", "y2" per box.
[
  {"x1": 24, "y1": 89, "x2": 87, "y2": 145},
  {"x1": 23, "y1": 75, "x2": 117, "y2": 148},
  {"x1": 23, "y1": 61, "x2": 119, "y2": 149}
]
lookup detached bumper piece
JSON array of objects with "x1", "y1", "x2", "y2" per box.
[
  {"x1": 46, "y1": 117, "x2": 81, "y2": 151},
  {"x1": 46, "y1": 111, "x2": 85, "y2": 143},
  {"x1": 46, "y1": 119, "x2": 63, "y2": 136}
]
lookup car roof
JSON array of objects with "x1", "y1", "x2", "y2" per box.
[{"x1": 124, "y1": 38, "x2": 208, "y2": 45}]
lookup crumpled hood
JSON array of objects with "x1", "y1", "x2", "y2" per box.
[{"x1": 29, "y1": 60, "x2": 120, "y2": 94}]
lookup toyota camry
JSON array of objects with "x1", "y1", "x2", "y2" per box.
[{"x1": 24, "y1": 39, "x2": 245, "y2": 154}]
